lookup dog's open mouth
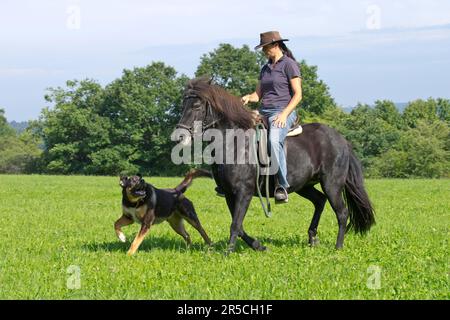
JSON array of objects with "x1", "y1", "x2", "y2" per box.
[{"x1": 131, "y1": 189, "x2": 146, "y2": 197}]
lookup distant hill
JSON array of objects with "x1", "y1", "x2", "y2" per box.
[
  {"x1": 343, "y1": 103, "x2": 408, "y2": 114},
  {"x1": 9, "y1": 121, "x2": 29, "y2": 134}
]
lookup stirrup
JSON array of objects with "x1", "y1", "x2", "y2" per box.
[{"x1": 274, "y1": 186, "x2": 288, "y2": 203}]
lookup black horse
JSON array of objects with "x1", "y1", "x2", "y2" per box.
[{"x1": 176, "y1": 78, "x2": 375, "y2": 253}]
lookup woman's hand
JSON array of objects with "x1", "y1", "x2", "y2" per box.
[
  {"x1": 272, "y1": 113, "x2": 288, "y2": 128},
  {"x1": 241, "y1": 95, "x2": 250, "y2": 105}
]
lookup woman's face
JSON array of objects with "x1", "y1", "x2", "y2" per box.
[{"x1": 262, "y1": 42, "x2": 280, "y2": 59}]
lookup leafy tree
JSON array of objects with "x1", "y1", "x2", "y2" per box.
[
  {"x1": 0, "y1": 109, "x2": 41, "y2": 173},
  {"x1": 340, "y1": 103, "x2": 401, "y2": 172},
  {"x1": 196, "y1": 43, "x2": 264, "y2": 96},
  {"x1": 0, "y1": 109, "x2": 15, "y2": 137},
  {"x1": 35, "y1": 63, "x2": 189, "y2": 176},
  {"x1": 436, "y1": 98, "x2": 450, "y2": 124},
  {"x1": 374, "y1": 120, "x2": 449, "y2": 178},
  {"x1": 100, "y1": 62, "x2": 189, "y2": 175},
  {"x1": 36, "y1": 79, "x2": 110, "y2": 174},
  {"x1": 402, "y1": 98, "x2": 441, "y2": 128},
  {"x1": 373, "y1": 100, "x2": 404, "y2": 129}
]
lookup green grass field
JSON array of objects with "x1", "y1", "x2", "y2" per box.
[{"x1": 0, "y1": 175, "x2": 448, "y2": 299}]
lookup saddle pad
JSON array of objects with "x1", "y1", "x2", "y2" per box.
[
  {"x1": 257, "y1": 125, "x2": 301, "y2": 167},
  {"x1": 287, "y1": 125, "x2": 303, "y2": 137}
]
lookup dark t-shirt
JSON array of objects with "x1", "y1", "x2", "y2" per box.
[{"x1": 258, "y1": 55, "x2": 301, "y2": 109}]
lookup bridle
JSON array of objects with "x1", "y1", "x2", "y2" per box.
[{"x1": 176, "y1": 94, "x2": 222, "y2": 135}]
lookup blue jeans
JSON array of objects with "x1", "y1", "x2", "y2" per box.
[{"x1": 259, "y1": 107, "x2": 297, "y2": 189}]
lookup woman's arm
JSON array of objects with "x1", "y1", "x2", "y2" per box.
[
  {"x1": 241, "y1": 82, "x2": 261, "y2": 105},
  {"x1": 273, "y1": 77, "x2": 302, "y2": 128}
]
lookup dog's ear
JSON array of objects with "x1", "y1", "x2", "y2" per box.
[{"x1": 137, "y1": 173, "x2": 142, "y2": 178}]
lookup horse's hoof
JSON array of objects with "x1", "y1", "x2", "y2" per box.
[
  {"x1": 252, "y1": 240, "x2": 267, "y2": 251},
  {"x1": 224, "y1": 245, "x2": 235, "y2": 256},
  {"x1": 309, "y1": 237, "x2": 320, "y2": 247},
  {"x1": 205, "y1": 243, "x2": 215, "y2": 252}
]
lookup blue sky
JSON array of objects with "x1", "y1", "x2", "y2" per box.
[{"x1": 1, "y1": 0, "x2": 450, "y2": 121}]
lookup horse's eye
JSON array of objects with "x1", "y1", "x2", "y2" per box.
[{"x1": 192, "y1": 101, "x2": 202, "y2": 109}]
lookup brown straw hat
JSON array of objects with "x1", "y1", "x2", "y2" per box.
[{"x1": 254, "y1": 31, "x2": 289, "y2": 50}]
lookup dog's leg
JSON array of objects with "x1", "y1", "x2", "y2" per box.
[
  {"x1": 184, "y1": 217, "x2": 212, "y2": 246},
  {"x1": 127, "y1": 211, "x2": 155, "y2": 256},
  {"x1": 114, "y1": 215, "x2": 134, "y2": 243},
  {"x1": 179, "y1": 201, "x2": 212, "y2": 246},
  {"x1": 167, "y1": 215, "x2": 192, "y2": 246}
]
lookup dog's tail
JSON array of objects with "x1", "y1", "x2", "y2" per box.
[{"x1": 175, "y1": 169, "x2": 212, "y2": 194}]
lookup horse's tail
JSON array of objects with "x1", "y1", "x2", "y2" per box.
[
  {"x1": 174, "y1": 168, "x2": 212, "y2": 194},
  {"x1": 344, "y1": 146, "x2": 376, "y2": 234}
]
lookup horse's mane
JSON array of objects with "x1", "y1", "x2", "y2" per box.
[{"x1": 186, "y1": 77, "x2": 257, "y2": 130}]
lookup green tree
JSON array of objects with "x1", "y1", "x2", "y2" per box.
[
  {"x1": 101, "y1": 62, "x2": 189, "y2": 175},
  {"x1": 0, "y1": 109, "x2": 41, "y2": 173},
  {"x1": 35, "y1": 79, "x2": 110, "y2": 174},
  {"x1": 436, "y1": 98, "x2": 450, "y2": 124},
  {"x1": 0, "y1": 108, "x2": 15, "y2": 137},
  {"x1": 196, "y1": 43, "x2": 264, "y2": 96},
  {"x1": 402, "y1": 98, "x2": 441, "y2": 128},
  {"x1": 340, "y1": 103, "x2": 401, "y2": 173},
  {"x1": 373, "y1": 100, "x2": 404, "y2": 129},
  {"x1": 374, "y1": 120, "x2": 450, "y2": 178},
  {"x1": 35, "y1": 63, "x2": 190, "y2": 176}
]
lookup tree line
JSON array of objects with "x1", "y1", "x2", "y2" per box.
[{"x1": 0, "y1": 44, "x2": 449, "y2": 177}]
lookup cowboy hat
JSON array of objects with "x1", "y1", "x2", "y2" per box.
[{"x1": 254, "y1": 31, "x2": 289, "y2": 50}]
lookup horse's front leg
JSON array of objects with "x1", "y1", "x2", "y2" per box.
[{"x1": 225, "y1": 190, "x2": 254, "y2": 254}]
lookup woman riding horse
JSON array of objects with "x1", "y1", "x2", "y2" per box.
[
  {"x1": 176, "y1": 77, "x2": 375, "y2": 253},
  {"x1": 241, "y1": 31, "x2": 302, "y2": 203}
]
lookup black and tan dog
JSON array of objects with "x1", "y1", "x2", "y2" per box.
[{"x1": 115, "y1": 169, "x2": 212, "y2": 255}]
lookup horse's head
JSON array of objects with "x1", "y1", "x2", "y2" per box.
[
  {"x1": 175, "y1": 81, "x2": 220, "y2": 145},
  {"x1": 174, "y1": 78, "x2": 256, "y2": 146}
]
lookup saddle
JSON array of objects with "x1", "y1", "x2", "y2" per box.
[
  {"x1": 252, "y1": 111, "x2": 303, "y2": 167},
  {"x1": 255, "y1": 112, "x2": 303, "y2": 137}
]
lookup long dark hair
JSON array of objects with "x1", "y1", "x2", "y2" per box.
[{"x1": 278, "y1": 41, "x2": 296, "y2": 62}]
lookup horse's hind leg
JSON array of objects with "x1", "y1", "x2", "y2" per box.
[
  {"x1": 320, "y1": 179, "x2": 349, "y2": 249},
  {"x1": 297, "y1": 186, "x2": 327, "y2": 246},
  {"x1": 240, "y1": 230, "x2": 266, "y2": 251}
]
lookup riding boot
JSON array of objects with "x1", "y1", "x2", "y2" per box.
[{"x1": 274, "y1": 176, "x2": 288, "y2": 203}]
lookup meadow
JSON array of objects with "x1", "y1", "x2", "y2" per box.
[{"x1": 0, "y1": 175, "x2": 448, "y2": 299}]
